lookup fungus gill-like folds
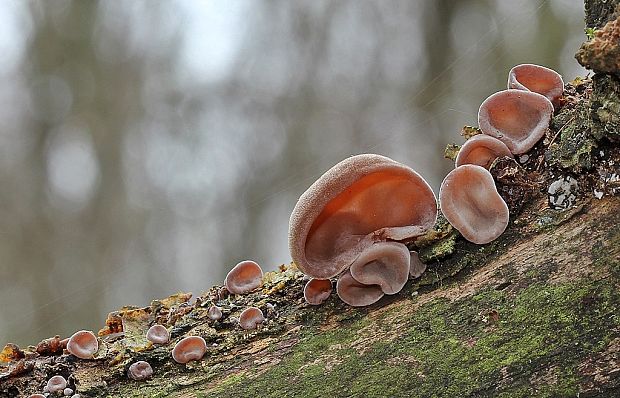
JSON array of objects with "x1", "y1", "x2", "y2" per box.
[
  {"x1": 171, "y1": 336, "x2": 207, "y2": 364},
  {"x1": 224, "y1": 260, "x2": 263, "y2": 294},
  {"x1": 239, "y1": 307, "x2": 265, "y2": 330},
  {"x1": 336, "y1": 269, "x2": 385, "y2": 307},
  {"x1": 508, "y1": 64, "x2": 564, "y2": 109},
  {"x1": 348, "y1": 241, "x2": 410, "y2": 295},
  {"x1": 289, "y1": 154, "x2": 437, "y2": 280},
  {"x1": 455, "y1": 134, "x2": 513, "y2": 169},
  {"x1": 303, "y1": 278, "x2": 333, "y2": 305},
  {"x1": 478, "y1": 90, "x2": 553, "y2": 154},
  {"x1": 146, "y1": 324, "x2": 169, "y2": 345},
  {"x1": 439, "y1": 165, "x2": 509, "y2": 245},
  {"x1": 66, "y1": 330, "x2": 98, "y2": 360}
]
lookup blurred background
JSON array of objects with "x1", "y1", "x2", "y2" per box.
[{"x1": 0, "y1": 0, "x2": 586, "y2": 347}]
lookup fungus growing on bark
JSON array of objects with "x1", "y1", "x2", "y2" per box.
[
  {"x1": 29, "y1": 395, "x2": 45, "y2": 398},
  {"x1": 66, "y1": 330, "x2": 98, "y2": 359},
  {"x1": 507, "y1": 64, "x2": 564, "y2": 108},
  {"x1": 224, "y1": 260, "x2": 263, "y2": 294},
  {"x1": 171, "y1": 336, "x2": 207, "y2": 364},
  {"x1": 239, "y1": 307, "x2": 265, "y2": 330},
  {"x1": 439, "y1": 165, "x2": 509, "y2": 244},
  {"x1": 455, "y1": 134, "x2": 513, "y2": 169},
  {"x1": 207, "y1": 305, "x2": 223, "y2": 321},
  {"x1": 289, "y1": 154, "x2": 437, "y2": 280},
  {"x1": 336, "y1": 269, "x2": 384, "y2": 307},
  {"x1": 46, "y1": 375, "x2": 67, "y2": 393},
  {"x1": 409, "y1": 251, "x2": 427, "y2": 279},
  {"x1": 146, "y1": 324, "x2": 169, "y2": 345},
  {"x1": 348, "y1": 241, "x2": 410, "y2": 295},
  {"x1": 478, "y1": 90, "x2": 554, "y2": 154},
  {"x1": 303, "y1": 278, "x2": 332, "y2": 305},
  {"x1": 128, "y1": 360, "x2": 154, "y2": 381}
]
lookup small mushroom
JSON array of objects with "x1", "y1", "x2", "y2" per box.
[
  {"x1": 171, "y1": 336, "x2": 207, "y2": 364},
  {"x1": 207, "y1": 305, "x2": 223, "y2": 321},
  {"x1": 146, "y1": 324, "x2": 169, "y2": 345},
  {"x1": 349, "y1": 241, "x2": 410, "y2": 295},
  {"x1": 455, "y1": 134, "x2": 513, "y2": 169},
  {"x1": 336, "y1": 269, "x2": 384, "y2": 307},
  {"x1": 289, "y1": 154, "x2": 437, "y2": 280},
  {"x1": 439, "y1": 165, "x2": 509, "y2": 244},
  {"x1": 409, "y1": 251, "x2": 427, "y2": 279},
  {"x1": 64, "y1": 388, "x2": 74, "y2": 396},
  {"x1": 66, "y1": 330, "x2": 98, "y2": 359},
  {"x1": 128, "y1": 360, "x2": 154, "y2": 381},
  {"x1": 28, "y1": 395, "x2": 46, "y2": 398},
  {"x1": 239, "y1": 307, "x2": 265, "y2": 330},
  {"x1": 46, "y1": 375, "x2": 67, "y2": 393},
  {"x1": 507, "y1": 64, "x2": 564, "y2": 109},
  {"x1": 303, "y1": 278, "x2": 332, "y2": 305},
  {"x1": 224, "y1": 260, "x2": 263, "y2": 294},
  {"x1": 478, "y1": 90, "x2": 553, "y2": 154}
]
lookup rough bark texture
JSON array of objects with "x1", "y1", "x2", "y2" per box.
[{"x1": 2, "y1": 3, "x2": 620, "y2": 398}]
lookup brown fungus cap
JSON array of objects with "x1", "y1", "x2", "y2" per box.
[
  {"x1": 455, "y1": 134, "x2": 513, "y2": 169},
  {"x1": 207, "y1": 305, "x2": 223, "y2": 321},
  {"x1": 478, "y1": 90, "x2": 553, "y2": 154},
  {"x1": 146, "y1": 324, "x2": 169, "y2": 345},
  {"x1": 239, "y1": 307, "x2": 265, "y2": 330},
  {"x1": 439, "y1": 165, "x2": 509, "y2": 244},
  {"x1": 224, "y1": 260, "x2": 263, "y2": 294},
  {"x1": 171, "y1": 336, "x2": 207, "y2": 364},
  {"x1": 336, "y1": 269, "x2": 384, "y2": 307},
  {"x1": 66, "y1": 330, "x2": 98, "y2": 359},
  {"x1": 349, "y1": 241, "x2": 410, "y2": 295},
  {"x1": 289, "y1": 154, "x2": 437, "y2": 280},
  {"x1": 508, "y1": 64, "x2": 564, "y2": 109},
  {"x1": 128, "y1": 360, "x2": 154, "y2": 381},
  {"x1": 46, "y1": 375, "x2": 67, "y2": 393},
  {"x1": 303, "y1": 278, "x2": 332, "y2": 305}
]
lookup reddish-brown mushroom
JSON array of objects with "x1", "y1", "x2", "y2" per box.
[
  {"x1": 146, "y1": 324, "x2": 169, "y2": 345},
  {"x1": 239, "y1": 307, "x2": 265, "y2": 330},
  {"x1": 171, "y1": 336, "x2": 207, "y2": 364},
  {"x1": 336, "y1": 269, "x2": 384, "y2": 307},
  {"x1": 303, "y1": 278, "x2": 332, "y2": 305},
  {"x1": 508, "y1": 64, "x2": 564, "y2": 109},
  {"x1": 128, "y1": 360, "x2": 154, "y2": 381},
  {"x1": 409, "y1": 251, "x2": 427, "y2": 279},
  {"x1": 46, "y1": 375, "x2": 67, "y2": 393},
  {"x1": 66, "y1": 330, "x2": 98, "y2": 359},
  {"x1": 455, "y1": 134, "x2": 513, "y2": 169},
  {"x1": 29, "y1": 395, "x2": 46, "y2": 398},
  {"x1": 439, "y1": 165, "x2": 509, "y2": 244},
  {"x1": 224, "y1": 260, "x2": 263, "y2": 294},
  {"x1": 289, "y1": 154, "x2": 437, "y2": 280},
  {"x1": 349, "y1": 241, "x2": 410, "y2": 295},
  {"x1": 478, "y1": 90, "x2": 553, "y2": 154},
  {"x1": 207, "y1": 305, "x2": 223, "y2": 321}
]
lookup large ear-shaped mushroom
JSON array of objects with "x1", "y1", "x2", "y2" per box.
[
  {"x1": 336, "y1": 269, "x2": 385, "y2": 307},
  {"x1": 349, "y1": 241, "x2": 410, "y2": 295},
  {"x1": 289, "y1": 154, "x2": 437, "y2": 280},
  {"x1": 439, "y1": 165, "x2": 509, "y2": 244},
  {"x1": 455, "y1": 134, "x2": 513, "y2": 169},
  {"x1": 508, "y1": 64, "x2": 564, "y2": 109},
  {"x1": 478, "y1": 90, "x2": 553, "y2": 154}
]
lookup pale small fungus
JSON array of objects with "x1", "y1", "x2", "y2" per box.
[
  {"x1": 128, "y1": 360, "x2": 154, "y2": 381},
  {"x1": 439, "y1": 165, "x2": 509, "y2": 244},
  {"x1": 64, "y1": 388, "x2": 74, "y2": 396},
  {"x1": 409, "y1": 251, "x2": 427, "y2": 279},
  {"x1": 224, "y1": 260, "x2": 263, "y2": 294},
  {"x1": 46, "y1": 375, "x2": 67, "y2": 393},
  {"x1": 239, "y1": 307, "x2": 265, "y2": 330},
  {"x1": 171, "y1": 336, "x2": 207, "y2": 364},
  {"x1": 207, "y1": 305, "x2": 223, "y2": 321},
  {"x1": 28, "y1": 395, "x2": 45, "y2": 398},
  {"x1": 349, "y1": 241, "x2": 410, "y2": 295},
  {"x1": 303, "y1": 278, "x2": 332, "y2": 305},
  {"x1": 507, "y1": 63, "x2": 564, "y2": 108},
  {"x1": 455, "y1": 134, "x2": 513, "y2": 169},
  {"x1": 336, "y1": 269, "x2": 384, "y2": 307},
  {"x1": 66, "y1": 330, "x2": 98, "y2": 360},
  {"x1": 478, "y1": 90, "x2": 554, "y2": 154},
  {"x1": 146, "y1": 324, "x2": 169, "y2": 345}
]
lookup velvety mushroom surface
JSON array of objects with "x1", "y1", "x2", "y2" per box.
[
  {"x1": 349, "y1": 241, "x2": 410, "y2": 295},
  {"x1": 455, "y1": 134, "x2": 513, "y2": 169},
  {"x1": 289, "y1": 154, "x2": 437, "y2": 280},
  {"x1": 439, "y1": 165, "x2": 509, "y2": 244},
  {"x1": 478, "y1": 90, "x2": 553, "y2": 154},
  {"x1": 508, "y1": 63, "x2": 564, "y2": 108}
]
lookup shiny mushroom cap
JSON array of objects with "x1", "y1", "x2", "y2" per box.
[
  {"x1": 409, "y1": 251, "x2": 427, "y2": 279},
  {"x1": 171, "y1": 336, "x2": 207, "y2": 364},
  {"x1": 224, "y1": 260, "x2": 263, "y2": 294},
  {"x1": 455, "y1": 134, "x2": 513, "y2": 169},
  {"x1": 46, "y1": 375, "x2": 67, "y2": 393},
  {"x1": 349, "y1": 241, "x2": 410, "y2": 295},
  {"x1": 239, "y1": 307, "x2": 265, "y2": 330},
  {"x1": 439, "y1": 165, "x2": 509, "y2": 244},
  {"x1": 128, "y1": 360, "x2": 154, "y2": 381},
  {"x1": 289, "y1": 154, "x2": 437, "y2": 280},
  {"x1": 336, "y1": 269, "x2": 384, "y2": 307},
  {"x1": 508, "y1": 64, "x2": 564, "y2": 109},
  {"x1": 478, "y1": 90, "x2": 553, "y2": 154},
  {"x1": 146, "y1": 324, "x2": 170, "y2": 345},
  {"x1": 207, "y1": 305, "x2": 223, "y2": 321},
  {"x1": 303, "y1": 278, "x2": 332, "y2": 305},
  {"x1": 66, "y1": 330, "x2": 98, "y2": 359}
]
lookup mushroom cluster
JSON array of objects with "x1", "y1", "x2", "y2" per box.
[
  {"x1": 289, "y1": 154, "x2": 437, "y2": 306},
  {"x1": 442, "y1": 63, "x2": 562, "y2": 243}
]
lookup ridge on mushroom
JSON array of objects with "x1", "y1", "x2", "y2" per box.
[
  {"x1": 455, "y1": 134, "x2": 513, "y2": 169},
  {"x1": 478, "y1": 90, "x2": 553, "y2": 154},
  {"x1": 289, "y1": 154, "x2": 437, "y2": 280},
  {"x1": 304, "y1": 278, "x2": 332, "y2": 305},
  {"x1": 508, "y1": 64, "x2": 564, "y2": 109},
  {"x1": 224, "y1": 260, "x2": 263, "y2": 294},
  {"x1": 439, "y1": 165, "x2": 509, "y2": 244},
  {"x1": 349, "y1": 241, "x2": 410, "y2": 295},
  {"x1": 336, "y1": 269, "x2": 385, "y2": 307}
]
